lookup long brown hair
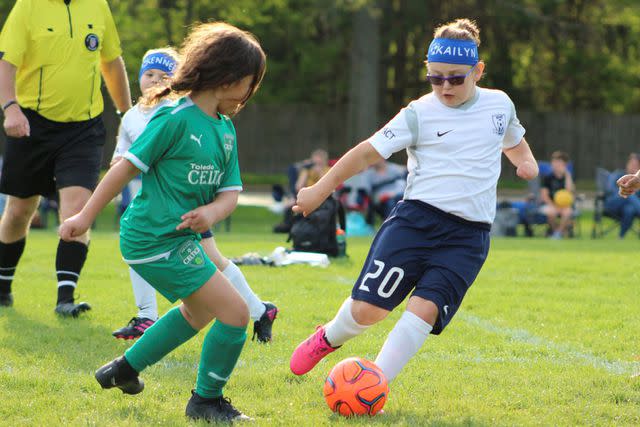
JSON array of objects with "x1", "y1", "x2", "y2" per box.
[{"x1": 146, "y1": 22, "x2": 266, "y2": 114}]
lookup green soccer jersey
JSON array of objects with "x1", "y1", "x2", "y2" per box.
[{"x1": 120, "y1": 97, "x2": 242, "y2": 260}]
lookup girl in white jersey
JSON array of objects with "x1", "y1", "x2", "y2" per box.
[
  {"x1": 289, "y1": 19, "x2": 539, "y2": 389},
  {"x1": 111, "y1": 49, "x2": 277, "y2": 342}
]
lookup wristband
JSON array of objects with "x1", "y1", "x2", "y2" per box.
[{"x1": 2, "y1": 100, "x2": 17, "y2": 111}]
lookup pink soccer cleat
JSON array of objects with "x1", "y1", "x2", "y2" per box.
[{"x1": 290, "y1": 325, "x2": 337, "y2": 375}]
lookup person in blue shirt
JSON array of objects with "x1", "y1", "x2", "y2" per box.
[{"x1": 606, "y1": 153, "x2": 640, "y2": 238}]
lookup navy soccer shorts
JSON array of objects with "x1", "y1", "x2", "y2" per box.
[{"x1": 351, "y1": 199, "x2": 490, "y2": 334}]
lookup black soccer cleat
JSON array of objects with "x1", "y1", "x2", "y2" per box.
[
  {"x1": 252, "y1": 302, "x2": 278, "y2": 343},
  {"x1": 0, "y1": 293, "x2": 13, "y2": 307},
  {"x1": 112, "y1": 317, "x2": 155, "y2": 340},
  {"x1": 185, "y1": 391, "x2": 253, "y2": 422},
  {"x1": 54, "y1": 301, "x2": 91, "y2": 318},
  {"x1": 95, "y1": 356, "x2": 144, "y2": 395}
]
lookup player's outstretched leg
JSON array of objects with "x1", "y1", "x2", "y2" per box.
[
  {"x1": 113, "y1": 267, "x2": 158, "y2": 339},
  {"x1": 112, "y1": 317, "x2": 156, "y2": 340},
  {"x1": 252, "y1": 302, "x2": 278, "y2": 343},
  {"x1": 290, "y1": 325, "x2": 337, "y2": 375},
  {"x1": 95, "y1": 356, "x2": 144, "y2": 395},
  {"x1": 208, "y1": 242, "x2": 279, "y2": 343},
  {"x1": 290, "y1": 298, "x2": 380, "y2": 375}
]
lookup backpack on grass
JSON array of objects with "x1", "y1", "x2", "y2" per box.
[{"x1": 288, "y1": 196, "x2": 346, "y2": 257}]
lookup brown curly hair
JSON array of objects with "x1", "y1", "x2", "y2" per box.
[{"x1": 146, "y1": 22, "x2": 266, "y2": 115}]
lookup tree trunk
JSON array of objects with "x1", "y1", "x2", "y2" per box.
[{"x1": 347, "y1": 4, "x2": 380, "y2": 144}]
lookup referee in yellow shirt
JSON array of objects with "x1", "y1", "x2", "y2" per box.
[{"x1": 0, "y1": 0, "x2": 132, "y2": 316}]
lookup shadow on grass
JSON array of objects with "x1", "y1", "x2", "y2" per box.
[
  {"x1": 328, "y1": 411, "x2": 493, "y2": 426},
  {"x1": 0, "y1": 305, "x2": 121, "y2": 372}
]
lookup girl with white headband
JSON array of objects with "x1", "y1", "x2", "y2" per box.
[{"x1": 289, "y1": 18, "x2": 538, "y2": 387}]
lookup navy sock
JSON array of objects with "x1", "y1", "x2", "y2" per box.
[{"x1": 55, "y1": 240, "x2": 88, "y2": 304}]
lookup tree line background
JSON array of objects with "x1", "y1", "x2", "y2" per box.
[{"x1": 1, "y1": 0, "x2": 640, "y2": 179}]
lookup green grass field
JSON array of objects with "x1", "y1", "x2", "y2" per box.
[{"x1": 0, "y1": 206, "x2": 638, "y2": 426}]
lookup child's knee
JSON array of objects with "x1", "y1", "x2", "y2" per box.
[
  {"x1": 350, "y1": 300, "x2": 389, "y2": 325},
  {"x1": 235, "y1": 298, "x2": 250, "y2": 326}
]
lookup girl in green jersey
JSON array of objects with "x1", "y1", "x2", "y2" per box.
[{"x1": 59, "y1": 22, "x2": 266, "y2": 423}]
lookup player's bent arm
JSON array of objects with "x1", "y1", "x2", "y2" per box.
[
  {"x1": 503, "y1": 138, "x2": 538, "y2": 180},
  {"x1": 314, "y1": 141, "x2": 384, "y2": 200},
  {"x1": 80, "y1": 159, "x2": 140, "y2": 222},
  {"x1": 205, "y1": 190, "x2": 239, "y2": 225},
  {"x1": 101, "y1": 56, "x2": 132, "y2": 113}
]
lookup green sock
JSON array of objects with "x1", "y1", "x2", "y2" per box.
[
  {"x1": 125, "y1": 306, "x2": 198, "y2": 373},
  {"x1": 195, "y1": 320, "x2": 247, "y2": 398}
]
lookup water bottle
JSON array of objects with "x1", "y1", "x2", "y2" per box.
[{"x1": 336, "y1": 228, "x2": 347, "y2": 257}]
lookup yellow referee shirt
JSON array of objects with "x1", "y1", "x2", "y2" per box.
[{"x1": 0, "y1": 0, "x2": 122, "y2": 122}]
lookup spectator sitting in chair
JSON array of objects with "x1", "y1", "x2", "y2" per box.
[
  {"x1": 605, "y1": 153, "x2": 640, "y2": 238},
  {"x1": 540, "y1": 151, "x2": 575, "y2": 239},
  {"x1": 363, "y1": 160, "x2": 407, "y2": 224},
  {"x1": 273, "y1": 149, "x2": 330, "y2": 233},
  {"x1": 295, "y1": 149, "x2": 330, "y2": 193}
]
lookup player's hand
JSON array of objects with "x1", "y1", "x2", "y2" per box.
[
  {"x1": 516, "y1": 160, "x2": 539, "y2": 181},
  {"x1": 3, "y1": 106, "x2": 30, "y2": 138},
  {"x1": 59, "y1": 213, "x2": 92, "y2": 241},
  {"x1": 176, "y1": 205, "x2": 216, "y2": 233},
  {"x1": 292, "y1": 185, "x2": 327, "y2": 217},
  {"x1": 617, "y1": 174, "x2": 640, "y2": 198},
  {"x1": 110, "y1": 156, "x2": 123, "y2": 168}
]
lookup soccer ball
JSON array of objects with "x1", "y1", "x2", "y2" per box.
[
  {"x1": 323, "y1": 357, "x2": 388, "y2": 417},
  {"x1": 553, "y1": 189, "x2": 574, "y2": 208}
]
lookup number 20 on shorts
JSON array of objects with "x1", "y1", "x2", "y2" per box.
[{"x1": 358, "y1": 260, "x2": 405, "y2": 298}]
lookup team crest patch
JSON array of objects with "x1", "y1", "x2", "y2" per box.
[
  {"x1": 178, "y1": 241, "x2": 204, "y2": 267},
  {"x1": 85, "y1": 34, "x2": 99, "y2": 51},
  {"x1": 223, "y1": 134, "x2": 234, "y2": 162},
  {"x1": 492, "y1": 113, "x2": 506, "y2": 136}
]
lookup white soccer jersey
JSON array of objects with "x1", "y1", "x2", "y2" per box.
[
  {"x1": 368, "y1": 87, "x2": 526, "y2": 224},
  {"x1": 112, "y1": 100, "x2": 171, "y2": 159}
]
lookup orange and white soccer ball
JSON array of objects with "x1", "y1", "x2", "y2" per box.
[{"x1": 323, "y1": 357, "x2": 388, "y2": 417}]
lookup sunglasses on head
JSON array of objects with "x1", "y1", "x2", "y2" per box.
[{"x1": 426, "y1": 65, "x2": 476, "y2": 86}]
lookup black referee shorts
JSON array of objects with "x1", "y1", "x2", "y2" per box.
[{"x1": 0, "y1": 108, "x2": 106, "y2": 198}]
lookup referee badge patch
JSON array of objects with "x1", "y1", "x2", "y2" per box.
[{"x1": 85, "y1": 34, "x2": 99, "y2": 51}]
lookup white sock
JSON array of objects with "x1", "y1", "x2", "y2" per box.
[
  {"x1": 223, "y1": 261, "x2": 266, "y2": 321},
  {"x1": 374, "y1": 311, "x2": 432, "y2": 382},
  {"x1": 129, "y1": 267, "x2": 158, "y2": 320},
  {"x1": 324, "y1": 297, "x2": 370, "y2": 347}
]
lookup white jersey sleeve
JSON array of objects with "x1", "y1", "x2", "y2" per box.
[
  {"x1": 112, "y1": 102, "x2": 171, "y2": 161},
  {"x1": 368, "y1": 103, "x2": 419, "y2": 159},
  {"x1": 113, "y1": 108, "x2": 136, "y2": 160},
  {"x1": 502, "y1": 98, "x2": 526, "y2": 149}
]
